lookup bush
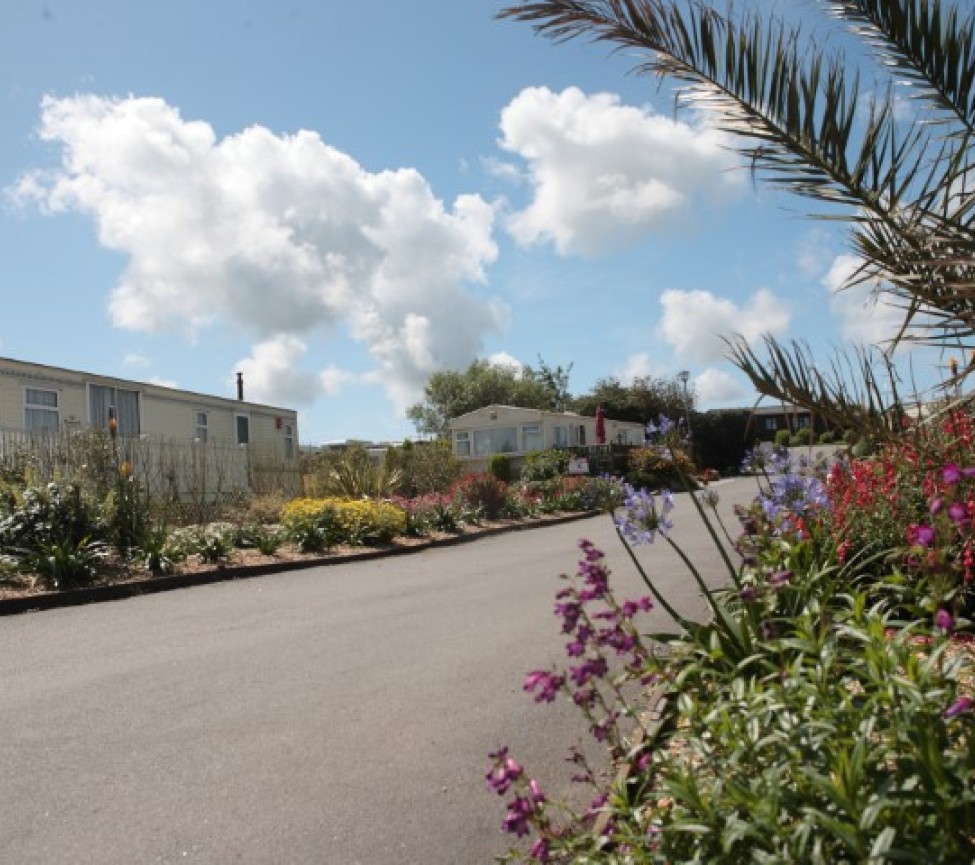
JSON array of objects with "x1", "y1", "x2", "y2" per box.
[
  {"x1": 392, "y1": 493, "x2": 463, "y2": 535},
  {"x1": 520, "y1": 449, "x2": 569, "y2": 485},
  {"x1": 331, "y1": 499, "x2": 407, "y2": 546},
  {"x1": 27, "y1": 536, "x2": 108, "y2": 589},
  {"x1": 690, "y1": 408, "x2": 753, "y2": 476},
  {"x1": 489, "y1": 454, "x2": 511, "y2": 483},
  {"x1": 627, "y1": 444, "x2": 696, "y2": 490},
  {"x1": 137, "y1": 526, "x2": 177, "y2": 575},
  {"x1": 246, "y1": 491, "x2": 289, "y2": 525},
  {"x1": 774, "y1": 428, "x2": 792, "y2": 447},
  {"x1": 818, "y1": 429, "x2": 836, "y2": 444},
  {"x1": 388, "y1": 439, "x2": 462, "y2": 497},
  {"x1": 101, "y1": 472, "x2": 150, "y2": 556},
  {"x1": 452, "y1": 472, "x2": 509, "y2": 520},
  {"x1": 793, "y1": 426, "x2": 813, "y2": 446},
  {"x1": 0, "y1": 481, "x2": 102, "y2": 562},
  {"x1": 280, "y1": 498, "x2": 341, "y2": 552},
  {"x1": 280, "y1": 497, "x2": 406, "y2": 548}
]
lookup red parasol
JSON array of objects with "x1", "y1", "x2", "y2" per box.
[{"x1": 595, "y1": 405, "x2": 606, "y2": 444}]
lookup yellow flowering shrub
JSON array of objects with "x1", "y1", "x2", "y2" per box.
[{"x1": 281, "y1": 497, "x2": 406, "y2": 548}]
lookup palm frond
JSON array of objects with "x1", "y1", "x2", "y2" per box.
[
  {"x1": 826, "y1": 0, "x2": 975, "y2": 134},
  {"x1": 500, "y1": 0, "x2": 975, "y2": 349},
  {"x1": 723, "y1": 334, "x2": 911, "y2": 442}
]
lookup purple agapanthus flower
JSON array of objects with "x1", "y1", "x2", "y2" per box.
[
  {"x1": 615, "y1": 484, "x2": 674, "y2": 546},
  {"x1": 759, "y1": 473, "x2": 829, "y2": 523},
  {"x1": 645, "y1": 415, "x2": 676, "y2": 439}
]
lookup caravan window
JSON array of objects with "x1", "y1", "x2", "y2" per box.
[
  {"x1": 89, "y1": 384, "x2": 141, "y2": 436},
  {"x1": 473, "y1": 427, "x2": 517, "y2": 456},
  {"x1": 24, "y1": 388, "x2": 59, "y2": 433}
]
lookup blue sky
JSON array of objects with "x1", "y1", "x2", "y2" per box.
[{"x1": 0, "y1": 1, "x2": 944, "y2": 445}]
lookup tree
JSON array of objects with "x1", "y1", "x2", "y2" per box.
[
  {"x1": 500, "y1": 0, "x2": 975, "y2": 432},
  {"x1": 570, "y1": 374, "x2": 691, "y2": 424},
  {"x1": 523, "y1": 355, "x2": 574, "y2": 412},
  {"x1": 406, "y1": 359, "x2": 556, "y2": 438}
]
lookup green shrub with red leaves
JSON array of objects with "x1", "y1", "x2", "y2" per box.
[{"x1": 451, "y1": 472, "x2": 510, "y2": 521}]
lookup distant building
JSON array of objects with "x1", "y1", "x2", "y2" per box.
[
  {"x1": 0, "y1": 356, "x2": 299, "y2": 497},
  {"x1": 449, "y1": 404, "x2": 644, "y2": 472}
]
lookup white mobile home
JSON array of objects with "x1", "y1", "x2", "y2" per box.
[
  {"x1": 0, "y1": 356, "x2": 300, "y2": 497},
  {"x1": 449, "y1": 405, "x2": 645, "y2": 472}
]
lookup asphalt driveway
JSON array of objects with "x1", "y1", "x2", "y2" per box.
[{"x1": 0, "y1": 477, "x2": 758, "y2": 864}]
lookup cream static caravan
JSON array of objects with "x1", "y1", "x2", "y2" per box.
[
  {"x1": 449, "y1": 404, "x2": 645, "y2": 473},
  {"x1": 0, "y1": 356, "x2": 299, "y2": 497}
]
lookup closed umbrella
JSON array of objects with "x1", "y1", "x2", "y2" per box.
[{"x1": 595, "y1": 405, "x2": 606, "y2": 444}]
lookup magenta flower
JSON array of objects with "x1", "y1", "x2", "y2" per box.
[
  {"x1": 769, "y1": 569, "x2": 792, "y2": 588},
  {"x1": 565, "y1": 639, "x2": 586, "y2": 657},
  {"x1": 948, "y1": 501, "x2": 970, "y2": 526},
  {"x1": 523, "y1": 670, "x2": 564, "y2": 703},
  {"x1": 943, "y1": 463, "x2": 962, "y2": 484},
  {"x1": 907, "y1": 523, "x2": 936, "y2": 547},
  {"x1": 569, "y1": 657, "x2": 608, "y2": 686},
  {"x1": 930, "y1": 497, "x2": 944, "y2": 516},
  {"x1": 578, "y1": 539, "x2": 604, "y2": 562},
  {"x1": 528, "y1": 778, "x2": 546, "y2": 804},
  {"x1": 501, "y1": 795, "x2": 534, "y2": 837},
  {"x1": 944, "y1": 695, "x2": 974, "y2": 719},
  {"x1": 554, "y1": 600, "x2": 581, "y2": 633},
  {"x1": 584, "y1": 792, "x2": 608, "y2": 817},
  {"x1": 620, "y1": 597, "x2": 652, "y2": 617},
  {"x1": 529, "y1": 837, "x2": 551, "y2": 863},
  {"x1": 572, "y1": 688, "x2": 596, "y2": 708},
  {"x1": 935, "y1": 608, "x2": 955, "y2": 632},
  {"x1": 486, "y1": 747, "x2": 524, "y2": 795}
]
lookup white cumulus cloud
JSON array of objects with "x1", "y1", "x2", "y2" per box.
[
  {"x1": 694, "y1": 367, "x2": 748, "y2": 405},
  {"x1": 824, "y1": 254, "x2": 905, "y2": 346},
  {"x1": 487, "y1": 351, "x2": 523, "y2": 373},
  {"x1": 235, "y1": 335, "x2": 326, "y2": 406},
  {"x1": 10, "y1": 94, "x2": 504, "y2": 413},
  {"x1": 659, "y1": 287, "x2": 790, "y2": 363},
  {"x1": 616, "y1": 353, "x2": 659, "y2": 383},
  {"x1": 498, "y1": 86, "x2": 742, "y2": 257}
]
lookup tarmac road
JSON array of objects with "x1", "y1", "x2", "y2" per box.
[{"x1": 0, "y1": 477, "x2": 758, "y2": 864}]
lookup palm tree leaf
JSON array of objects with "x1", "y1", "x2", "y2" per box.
[{"x1": 826, "y1": 0, "x2": 975, "y2": 134}]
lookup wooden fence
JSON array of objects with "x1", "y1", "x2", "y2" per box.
[{"x1": 0, "y1": 427, "x2": 300, "y2": 521}]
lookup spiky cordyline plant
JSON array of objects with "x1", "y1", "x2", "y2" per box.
[{"x1": 500, "y1": 0, "x2": 975, "y2": 425}]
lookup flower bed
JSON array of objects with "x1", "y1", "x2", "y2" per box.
[{"x1": 488, "y1": 414, "x2": 975, "y2": 863}]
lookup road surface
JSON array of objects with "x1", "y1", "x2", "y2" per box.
[{"x1": 0, "y1": 477, "x2": 757, "y2": 864}]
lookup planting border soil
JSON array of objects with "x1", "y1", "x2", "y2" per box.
[{"x1": 0, "y1": 510, "x2": 597, "y2": 616}]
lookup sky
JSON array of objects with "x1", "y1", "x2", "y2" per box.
[{"x1": 0, "y1": 0, "x2": 947, "y2": 445}]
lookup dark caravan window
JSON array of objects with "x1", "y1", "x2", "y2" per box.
[{"x1": 235, "y1": 414, "x2": 250, "y2": 445}]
